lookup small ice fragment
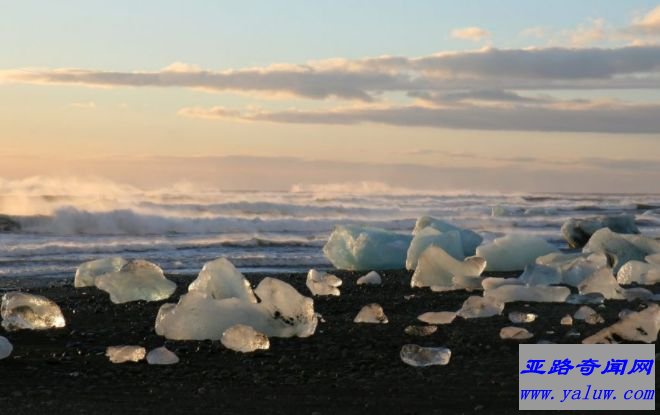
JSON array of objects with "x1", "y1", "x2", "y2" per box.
[
  {"x1": 476, "y1": 234, "x2": 557, "y2": 272},
  {"x1": 582, "y1": 304, "x2": 660, "y2": 344},
  {"x1": 354, "y1": 303, "x2": 388, "y2": 324},
  {"x1": 500, "y1": 326, "x2": 533, "y2": 340},
  {"x1": 561, "y1": 315, "x2": 574, "y2": 326},
  {"x1": 306, "y1": 269, "x2": 342, "y2": 296},
  {"x1": 573, "y1": 306, "x2": 603, "y2": 324},
  {"x1": 508, "y1": 311, "x2": 537, "y2": 324},
  {"x1": 221, "y1": 324, "x2": 270, "y2": 353},
  {"x1": 146, "y1": 347, "x2": 179, "y2": 365},
  {"x1": 1, "y1": 292, "x2": 66, "y2": 331},
  {"x1": 417, "y1": 311, "x2": 456, "y2": 325},
  {"x1": 106, "y1": 346, "x2": 146, "y2": 363},
  {"x1": 566, "y1": 292, "x2": 604, "y2": 305},
  {"x1": 74, "y1": 257, "x2": 127, "y2": 288},
  {"x1": 400, "y1": 344, "x2": 451, "y2": 367},
  {"x1": 357, "y1": 271, "x2": 382, "y2": 285},
  {"x1": 95, "y1": 260, "x2": 176, "y2": 304},
  {"x1": 188, "y1": 257, "x2": 257, "y2": 302},
  {"x1": 565, "y1": 330, "x2": 581, "y2": 338},
  {"x1": 484, "y1": 285, "x2": 570, "y2": 303},
  {"x1": 456, "y1": 296, "x2": 504, "y2": 319},
  {"x1": 404, "y1": 325, "x2": 438, "y2": 336},
  {"x1": 0, "y1": 336, "x2": 12, "y2": 359}
]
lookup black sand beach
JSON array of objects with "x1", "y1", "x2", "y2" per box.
[{"x1": 0, "y1": 271, "x2": 657, "y2": 415}]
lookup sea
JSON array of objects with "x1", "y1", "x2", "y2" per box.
[{"x1": 1, "y1": 181, "x2": 659, "y2": 279}]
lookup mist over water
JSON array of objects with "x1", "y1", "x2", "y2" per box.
[{"x1": 1, "y1": 177, "x2": 659, "y2": 279}]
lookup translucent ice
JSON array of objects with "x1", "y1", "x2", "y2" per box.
[
  {"x1": 106, "y1": 345, "x2": 146, "y2": 363},
  {"x1": 616, "y1": 261, "x2": 660, "y2": 285},
  {"x1": 577, "y1": 267, "x2": 625, "y2": 300},
  {"x1": 535, "y1": 252, "x2": 609, "y2": 286},
  {"x1": 508, "y1": 311, "x2": 537, "y2": 323},
  {"x1": 574, "y1": 306, "x2": 605, "y2": 325},
  {"x1": 582, "y1": 304, "x2": 659, "y2": 344},
  {"x1": 417, "y1": 311, "x2": 456, "y2": 325},
  {"x1": 146, "y1": 347, "x2": 179, "y2": 365},
  {"x1": 406, "y1": 228, "x2": 464, "y2": 270},
  {"x1": 485, "y1": 285, "x2": 570, "y2": 303},
  {"x1": 95, "y1": 260, "x2": 176, "y2": 304},
  {"x1": 583, "y1": 228, "x2": 660, "y2": 273},
  {"x1": 156, "y1": 277, "x2": 317, "y2": 340},
  {"x1": 561, "y1": 214, "x2": 639, "y2": 248},
  {"x1": 566, "y1": 292, "x2": 605, "y2": 305},
  {"x1": 188, "y1": 257, "x2": 257, "y2": 302},
  {"x1": 1, "y1": 292, "x2": 66, "y2": 331},
  {"x1": 306, "y1": 269, "x2": 342, "y2": 296},
  {"x1": 404, "y1": 325, "x2": 438, "y2": 336},
  {"x1": 221, "y1": 324, "x2": 270, "y2": 353},
  {"x1": 500, "y1": 326, "x2": 533, "y2": 340},
  {"x1": 412, "y1": 216, "x2": 482, "y2": 256},
  {"x1": 323, "y1": 225, "x2": 412, "y2": 270},
  {"x1": 561, "y1": 315, "x2": 573, "y2": 326},
  {"x1": 357, "y1": 271, "x2": 382, "y2": 285},
  {"x1": 481, "y1": 277, "x2": 524, "y2": 291},
  {"x1": 74, "y1": 257, "x2": 127, "y2": 288},
  {"x1": 354, "y1": 303, "x2": 388, "y2": 324},
  {"x1": 411, "y1": 245, "x2": 486, "y2": 289},
  {"x1": 476, "y1": 234, "x2": 558, "y2": 272},
  {"x1": 456, "y1": 296, "x2": 504, "y2": 318},
  {"x1": 518, "y1": 264, "x2": 562, "y2": 286},
  {"x1": 0, "y1": 336, "x2": 12, "y2": 360},
  {"x1": 400, "y1": 344, "x2": 451, "y2": 367}
]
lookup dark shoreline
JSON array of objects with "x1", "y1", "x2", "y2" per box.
[{"x1": 0, "y1": 271, "x2": 657, "y2": 415}]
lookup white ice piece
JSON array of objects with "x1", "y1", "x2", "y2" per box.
[
  {"x1": 508, "y1": 311, "x2": 537, "y2": 323},
  {"x1": 481, "y1": 277, "x2": 525, "y2": 291},
  {"x1": 577, "y1": 267, "x2": 625, "y2": 300},
  {"x1": 95, "y1": 259, "x2": 176, "y2": 304},
  {"x1": 484, "y1": 285, "x2": 570, "y2": 303},
  {"x1": 188, "y1": 257, "x2": 257, "y2": 302},
  {"x1": 354, "y1": 303, "x2": 388, "y2": 324},
  {"x1": 146, "y1": 347, "x2": 179, "y2": 365},
  {"x1": 221, "y1": 324, "x2": 270, "y2": 353},
  {"x1": 583, "y1": 228, "x2": 660, "y2": 273},
  {"x1": 417, "y1": 311, "x2": 456, "y2": 325},
  {"x1": 561, "y1": 315, "x2": 573, "y2": 326},
  {"x1": 518, "y1": 264, "x2": 562, "y2": 286},
  {"x1": 561, "y1": 214, "x2": 639, "y2": 248},
  {"x1": 500, "y1": 326, "x2": 534, "y2": 340},
  {"x1": 412, "y1": 216, "x2": 482, "y2": 256},
  {"x1": 456, "y1": 296, "x2": 504, "y2": 318},
  {"x1": 0, "y1": 336, "x2": 12, "y2": 360},
  {"x1": 411, "y1": 245, "x2": 486, "y2": 289},
  {"x1": 535, "y1": 252, "x2": 609, "y2": 286},
  {"x1": 323, "y1": 225, "x2": 412, "y2": 270},
  {"x1": 616, "y1": 261, "x2": 660, "y2": 285},
  {"x1": 573, "y1": 306, "x2": 604, "y2": 325},
  {"x1": 582, "y1": 304, "x2": 659, "y2": 344},
  {"x1": 106, "y1": 345, "x2": 146, "y2": 363},
  {"x1": 400, "y1": 344, "x2": 451, "y2": 367},
  {"x1": 357, "y1": 271, "x2": 382, "y2": 285},
  {"x1": 476, "y1": 234, "x2": 558, "y2": 272},
  {"x1": 306, "y1": 269, "x2": 342, "y2": 296},
  {"x1": 74, "y1": 257, "x2": 127, "y2": 288},
  {"x1": 406, "y1": 228, "x2": 464, "y2": 270},
  {"x1": 404, "y1": 325, "x2": 438, "y2": 336},
  {"x1": 1, "y1": 292, "x2": 66, "y2": 331}
]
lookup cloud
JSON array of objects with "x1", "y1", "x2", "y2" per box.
[
  {"x1": 520, "y1": 27, "x2": 548, "y2": 39},
  {"x1": 410, "y1": 89, "x2": 550, "y2": 104},
  {"x1": 630, "y1": 5, "x2": 660, "y2": 35},
  {"x1": 451, "y1": 27, "x2": 490, "y2": 42},
  {"x1": 178, "y1": 100, "x2": 660, "y2": 134}
]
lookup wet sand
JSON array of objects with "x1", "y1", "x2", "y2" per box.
[{"x1": 0, "y1": 271, "x2": 657, "y2": 414}]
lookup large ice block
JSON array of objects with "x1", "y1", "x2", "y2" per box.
[
  {"x1": 412, "y1": 216, "x2": 482, "y2": 256},
  {"x1": 95, "y1": 259, "x2": 177, "y2": 304},
  {"x1": 188, "y1": 257, "x2": 257, "y2": 302},
  {"x1": 535, "y1": 252, "x2": 609, "y2": 286},
  {"x1": 323, "y1": 225, "x2": 412, "y2": 270},
  {"x1": 561, "y1": 214, "x2": 639, "y2": 248},
  {"x1": 616, "y1": 260, "x2": 660, "y2": 285},
  {"x1": 411, "y1": 245, "x2": 486, "y2": 289},
  {"x1": 406, "y1": 228, "x2": 464, "y2": 270},
  {"x1": 583, "y1": 228, "x2": 660, "y2": 273},
  {"x1": 476, "y1": 234, "x2": 558, "y2": 272},
  {"x1": 74, "y1": 257, "x2": 127, "y2": 288},
  {"x1": 1, "y1": 292, "x2": 66, "y2": 331}
]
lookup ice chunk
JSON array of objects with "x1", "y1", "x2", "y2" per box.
[
  {"x1": 357, "y1": 271, "x2": 382, "y2": 285},
  {"x1": 518, "y1": 264, "x2": 561, "y2": 286},
  {"x1": 412, "y1": 216, "x2": 482, "y2": 256},
  {"x1": 481, "y1": 277, "x2": 524, "y2": 291},
  {"x1": 221, "y1": 324, "x2": 270, "y2": 353},
  {"x1": 95, "y1": 260, "x2": 176, "y2": 304},
  {"x1": 306, "y1": 269, "x2": 342, "y2": 296},
  {"x1": 508, "y1": 311, "x2": 537, "y2": 323},
  {"x1": 0, "y1": 336, "x2": 12, "y2": 360},
  {"x1": 106, "y1": 345, "x2": 146, "y2": 363},
  {"x1": 476, "y1": 234, "x2": 558, "y2": 272},
  {"x1": 622, "y1": 287, "x2": 654, "y2": 301},
  {"x1": 146, "y1": 347, "x2": 179, "y2": 365},
  {"x1": 411, "y1": 245, "x2": 486, "y2": 289},
  {"x1": 74, "y1": 257, "x2": 127, "y2": 288},
  {"x1": 417, "y1": 311, "x2": 456, "y2": 325},
  {"x1": 456, "y1": 296, "x2": 504, "y2": 318},
  {"x1": 583, "y1": 228, "x2": 660, "y2": 273},
  {"x1": 485, "y1": 285, "x2": 570, "y2": 303},
  {"x1": 535, "y1": 252, "x2": 608, "y2": 286},
  {"x1": 155, "y1": 278, "x2": 317, "y2": 340},
  {"x1": 354, "y1": 303, "x2": 388, "y2": 324},
  {"x1": 500, "y1": 326, "x2": 533, "y2": 340},
  {"x1": 566, "y1": 292, "x2": 605, "y2": 305},
  {"x1": 561, "y1": 315, "x2": 573, "y2": 326},
  {"x1": 404, "y1": 325, "x2": 438, "y2": 336},
  {"x1": 573, "y1": 306, "x2": 604, "y2": 324},
  {"x1": 323, "y1": 225, "x2": 412, "y2": 270},
  {"x1": 1, "y1": 292, "x2": 66, "y2": 331},
  {"x1": 400, "y1": 344, "x2": 451, "y2": 367},
  {"x1": 616, "y1": 260, "x2": 660, "y2": 285},
  {"x1": 577, "y1": 267, "x2": 624, "y2": 300},
  {"x1": 406, "y1": 228, "x2": 464, "y2": 270},
  {"x1": 188, "y1": 257, "x2": 257, "y2": 302},
  {"x1": 561, "y1": 214, "x2": 639, "y2": 248},
  {"x1": 582, "y1": 304, "x2": 659, "y2": 344}
]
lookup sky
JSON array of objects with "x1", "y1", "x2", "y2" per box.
[{"x1": 1, "y1": 0, "x2": 660, "y2": 193}]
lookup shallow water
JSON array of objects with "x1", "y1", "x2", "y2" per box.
[{"x1": 1, "y1": 190, "x2": 659, "y2": 279}]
